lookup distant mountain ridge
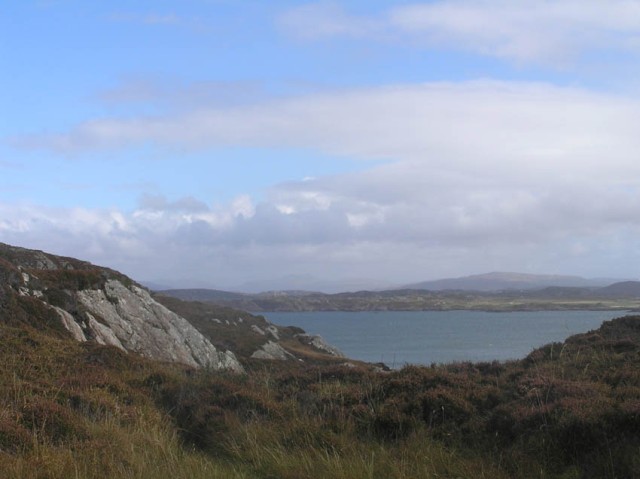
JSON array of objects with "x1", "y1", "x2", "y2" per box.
[
  {"x1": 229, "y1": 275, "x2": 397, "y2": 294},
  {"x1": 153, "y1": 272, "x2": 625, "y2": 296},
  {"x1": 402, "y1": 272, "x2": 620, "y2": 292},
  {"x1": 160, "y1": 288, "x2": 248, "y2": 302},
  {"x1": 598, "y1": 281, "x2": 640, "y2": 298},
  {"x1": 160, "y1": 279, "x2": 640, "y2": 312}
]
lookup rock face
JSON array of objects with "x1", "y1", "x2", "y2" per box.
[
  {"x1": 0, "y1": 243, "x2": 244, "y2": 373},
  {"x1": 0, "y1": 242, "x2": 347, "y2": 370},
  {"x1": 251, "y1": 340, "x2": 295, "y2": 360},
  {"x1": 73, "y1": 280, "x2": 243, "y2": 371},
  {"x1": 296, "y1": 334, "x2": 345, "y2": 358},
  {"x1": 152, "y1": 294, "x2": 350, "y2": 365}
]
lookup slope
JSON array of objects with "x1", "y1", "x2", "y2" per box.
[{"x1": 0, "y1": 242, "x2": 344, "y2": 371}]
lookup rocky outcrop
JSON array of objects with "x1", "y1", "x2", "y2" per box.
[
  {"x1": 0, "y1": 243, "x2": 244, "y2": 373},
  {"x1": 296, "y1": 334, "x2": 345, "y2": 357},
  {"x1": 251, "y1": 340, "x2": 296, "y2": 360},
  {"x1": 153, "y1": 293, "x2": 350, "y2": 365},
  {"x1": 53, "y1": 306, "x2": 87, "y2": 342},
  {"x1": 71, "y1": 280, "x2": 243, "y2": 371},
  {"x1": 1, "y1": 242, "x2": 346, "y2": 370}
]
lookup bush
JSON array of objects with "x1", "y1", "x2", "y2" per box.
[{"x1": 21, "y1": 397, "x2": 87, "y2": 443}]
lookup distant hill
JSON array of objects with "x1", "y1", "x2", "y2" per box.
[
  {"x1": 230, "y1": 275, "x2": 397, "y2": 294},
  {"x1": 598, "y1": 281, "x2": 640, "y2": 298},
  {"x1": 153, "y1": 272, "x2": 627, "y2": 295},
  {"x1": 154, "y1": 272, "x2": 640, "y2": 313},
  {"x1": 535, "y1": 286, "x2": 596, "y2": 299},
  {"x1": 402, "y1": 272, "x2": 617, "y2": 292},
  {"x1": 159, "y1": 279, "x2": 640, "y2": 313},
  {"x1": 157, "y1": 288, "x2": 248, "y2": 302}
]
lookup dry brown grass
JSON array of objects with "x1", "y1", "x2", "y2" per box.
[{"x1": 0, "y1": 315, "x2": 639, "y2": 478}]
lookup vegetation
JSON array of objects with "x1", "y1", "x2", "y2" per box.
[
  {"x1": 2, "y1": 241, "x2": 636, "y2": 476},
  {"x1": 154, "y1": 295, "x2": 312, "y2": 361},
  {"x1": 0, "y1": 309, "x2": 639, "y2": 478},
  {"x1": 160, "y1": 287, "x2": 640, "y2": 312}
]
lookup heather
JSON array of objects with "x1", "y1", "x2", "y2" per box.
[{"x1": 0, "y1": 313, "x2": 639, "y2": 478}]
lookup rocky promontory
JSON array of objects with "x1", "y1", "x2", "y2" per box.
[{"x1": 0, "y1": 242, "x2": 344, "y2": 372}]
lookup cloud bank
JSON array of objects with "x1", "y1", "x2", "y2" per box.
[
  {"x1": 279, "y1": 1, "x2": 640, "y2": 65},
  {"x1": 7, "y1": 80, "x2": 640, "y2": 285}
]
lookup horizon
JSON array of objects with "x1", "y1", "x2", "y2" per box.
[
  {"x1": 144, "y1": 270, "x2": 636, "y2": 294},
  {"x1": 3, "y1": 1, "x2": 640, "y2": 286}
]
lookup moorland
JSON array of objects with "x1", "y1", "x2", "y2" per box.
[{"x1": 0, "y1": 243, "x2": 639, "y2": 478}]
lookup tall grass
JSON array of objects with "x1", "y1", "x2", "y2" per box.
[
  {"x1": 0, "y1": 414, "x2": 246, "y2": 479},
  {"x1": 225, "y1": 418, "x2": 509, "y2": 479},
  {"x1": 1, "y1": 316, "x2": 640, "y2": 477}
]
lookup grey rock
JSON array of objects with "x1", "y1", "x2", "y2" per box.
[
  {"x1": 54, "y1": 306, "x2": 87, "y2": 342},
  {"x1": 85, "y1": 312, "x2": 126, "y2": 350},
  {"x1": 251, "y1": 325, "x2": 266, "y2": 336},
  {"x1": 251, "y1": 340, "x2": 295, "y2": 360},
  {"x1": 266, "y1": 325, "x2": 280, "y2": 340},
  {"x1": 74, "y1": 280, "x2": 244, "y2": 372},
  {"x1": 296, "y1": 334, "x2": 345, "y2": 357}
]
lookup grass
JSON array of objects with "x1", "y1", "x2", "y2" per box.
[
  {"x1": 0, "y1": 415, "x2": 246, "y2": 479},
  {"x1": 0, "y1": 315, "x2": 639, "y2": 478}
]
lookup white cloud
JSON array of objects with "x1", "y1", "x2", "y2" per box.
[
  {"x1": 23, "y1": 81, "x2": 640, "y2": 182},
  {"x1": 138, "y1": 194, "x2": 209, "y2": 213},
  {"x1": 230, "y1": 195, "x2": 256, "y2": 218},
  {"x1": 279, "y1": 1, "x2": 640, "y2": 65},
  {"x1": 2, "y1": 156, "x2": 640, "y2": 286},
  {"x1": 8, "y1": 80, "x2": 640, "y2": 284}
]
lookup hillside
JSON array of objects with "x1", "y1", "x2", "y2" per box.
[
  {"x1": 598, "y1": 280, "x2": 640, "y2": 298},
  {"x1": 0, "y1": 242, "x2": 344, "y2": 369},
  {"x1": 2, "y1": 242, "x2": 640, "y2": 477},
  {"x1": 1, "y1": 285, "x2": 640, "y2": 476}
]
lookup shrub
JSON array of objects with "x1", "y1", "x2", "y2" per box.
[
  {"x1": 20, "y1": 397, "x2": 87, "y2": 443},
  {"x1": 0, "y1": 418, "x2": 32, "y2": 453}
]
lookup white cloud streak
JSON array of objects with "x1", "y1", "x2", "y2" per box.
[
  {"x1": 20, "y1": 81, "x2": 640, "y2": 180},
  {"x1": 279, "y1": 1, "x2": 640, "y2": 65}
]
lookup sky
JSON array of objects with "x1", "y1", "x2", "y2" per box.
[{"x1": 2, "y1": 0, "x2": 640, "y2": 290}]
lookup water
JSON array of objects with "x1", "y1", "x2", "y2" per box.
[{"x1": 264, "y1": 310, "x2": 624, "y2": 367}]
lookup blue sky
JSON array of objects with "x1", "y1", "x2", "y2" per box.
[{"x1": 3, "y1": 1, "x2": 640, "y2": 290}]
